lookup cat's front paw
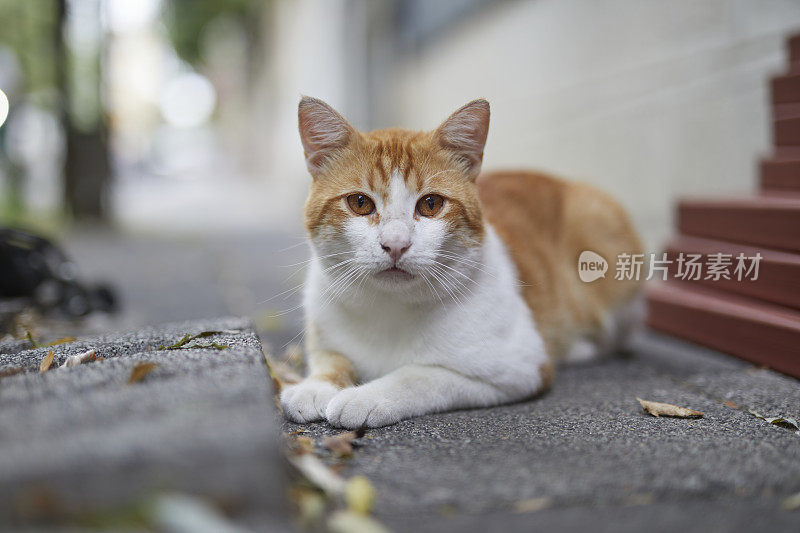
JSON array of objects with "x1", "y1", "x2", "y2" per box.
[
  {"x1": 280, "y1": 380, "x2": 338, "y2": 423},
  {"x1": 325, "y1": 386, "x2": 401, "y2": 428}
]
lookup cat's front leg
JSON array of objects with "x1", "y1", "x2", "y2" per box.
[
  {"x1": 325, "y1": 363, "x2": 547, "y2": 428},
  {"x1": 280, "y1": 350, "x2": 356, "y2": 423}
]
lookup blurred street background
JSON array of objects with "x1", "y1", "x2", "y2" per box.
[
  {"x1": 3, "y1": 3, "x2": 800, "y2": 530},
  {"x1": 3, "y1": 0, "x2": 800, "y2": 336}
]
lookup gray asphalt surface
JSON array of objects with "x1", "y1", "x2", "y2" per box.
[{"x1": 286, "y1": 334, "x2": 800, "y2": 532}]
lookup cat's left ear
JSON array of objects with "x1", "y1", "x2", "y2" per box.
[
  {"x1": 298, "y1": 96, "x2": 355, "y2": 177},
  {"x1": 434, "y1": 99, "x2": 490, "y2": 179}
]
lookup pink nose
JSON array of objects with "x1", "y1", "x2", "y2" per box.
[{"x1": 381, "y1": 241, "x2": 410, "y2": 262}]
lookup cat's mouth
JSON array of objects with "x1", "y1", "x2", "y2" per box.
[{"x1": 376, "y1": 266, "x2": 414, "y2": 281}]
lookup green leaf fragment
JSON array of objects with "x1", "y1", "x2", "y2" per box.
[
  {"x1": 26, "y1": 331, "x2": 42, "y2": 348},
  {"x1": 748, "y1": 409, "x2": 799, "y2": 430},
  {"x1": 157, "y1": 331, "x2": 231, "y2": 351}
]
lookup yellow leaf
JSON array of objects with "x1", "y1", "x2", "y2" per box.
[
  {"x1": 328, "y1": 510, "x2": 389, "y2": 533},
  {"x1": 40, "y1": 350, "x2": 55, "y2": 373},
  {"x1": 45, "y1": 336, "x2": 76, "y2": 347},
  {"x1": 637, "y1": 398, "x2": 703, "y2": 418},
  {"x1": 513, "y1": 497, "x2": 551, "y2": 513},
  {"x1": 128, "y1": 362, "x2": 158, "y2": 384},
  {"x1": 345, "y1": 476, "x2": 375, "y2": 515}
]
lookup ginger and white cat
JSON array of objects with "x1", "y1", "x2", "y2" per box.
[{"x1": 280, "y1": 97, "x2": 643, "y2": 428}]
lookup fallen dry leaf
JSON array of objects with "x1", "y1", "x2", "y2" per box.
[
  {"x1": 61, "y1": 349, "x2": 96, "y2": 368},
  {"x1": 45, "y1": 336, "x2": 76, "y2": 347},
  {"x1": 289, "y1": 454, "x2": 347, "y2": 495},
  {"x1": 345, "y1": 476, "x2": 375, "y2": 515},
  {"x1": 513, "y1": 497, "x2": 551, "y2": 514},
  {"x1": 128, "y1": 362, "x2": 158, "y2": 384},
  {"x1": 39, "y1": 351, "x2": 55, "y2": 373},
  {"x1": 323, "y1": 428, "x2": 366, "y2": 458},
  {"x1": 288, "y1": 436, "x2": 315, "y2": 455},
  {"x1": 0, "y1": 367, "x2": 24, "y2": 378},
  {"x1": 782, "y1": 491, "x2": 800, "y2": 511},
  {"x1": 328, "y1": 510, "x2": 389, "y2": 533},
  {"x1": 724, "y1": 400, "x2": 738, "y2": 409},
  {"x1": 637, "y1": 398, "x2": 703, "y2": 418},
  {"x1": 292, "y1": 487, "x2": 327, "y2": 528}
]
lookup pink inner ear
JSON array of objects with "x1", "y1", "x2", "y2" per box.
[
  {"x1": 298, "y1": 98, "x2": 352, "y2": 173},
  {"x1": 436, "y1": 100, "x2": 490, "y2": 176}
]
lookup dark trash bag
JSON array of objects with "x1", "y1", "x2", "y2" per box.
[{"x1": 0, "y1": 228, "x2": 117, "y2": 317}]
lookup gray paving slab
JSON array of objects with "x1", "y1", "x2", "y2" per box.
[{"x1": 0, "y1": 317, "x2": 288, "y2": 530}]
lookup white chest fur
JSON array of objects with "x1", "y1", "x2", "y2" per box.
[{"x1": 304, "y1": 226, "x2": 548, "y2": 393}]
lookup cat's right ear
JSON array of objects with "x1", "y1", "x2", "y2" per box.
[{"x1": 298, "y1": 96, "x2": 354, "y2": 177}]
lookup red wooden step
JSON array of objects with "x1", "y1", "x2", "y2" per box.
[
  {"x1": 772, "y1": 146, "x2": 800, "y2": 161},
  {"x1": 773, "y1": 101, "x2": 800, "y2": 120},
  {"x1": 790, "y1": 34, "x2": 800, "y2": 64},
  {"x1": 663, "y1": 235, "x2": 800, "y2": 309},
  {"x1": 771, "y1": 73, "x2": 800, "y2": 104},
  {"x1": 774, "y1": 116, "x2": 800, "y2": 145},
  {"x1": 647, "y1": 282, "x2": 800, "y2": 378},
  {"x1": 760, "y1": 159, "x2": 800, "y2": 191},
  {"x1": 678, "y1": 196, "x2": 800, "y2": 252}
]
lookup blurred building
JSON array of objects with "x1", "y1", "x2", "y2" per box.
[
  {"x1": 250, "y1": 0, "x2": 800, "y2": 249},
  {"x1": 3, "y1": 0, "x2": 800, "y2": 250}
]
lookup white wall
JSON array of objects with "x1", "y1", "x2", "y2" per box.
[{"x1": 388, "y1": 0, "x2": 800, "y2": 250}]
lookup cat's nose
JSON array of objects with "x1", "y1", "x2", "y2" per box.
[
  {"x1": 380, "y1": 220, "x2": 411, "y2": 262},
  {"x1": 381, "y1": 241, "x2": 410, "y2": 262},
  {"x1": 381, "y1": 238, "x2": 410, "y2": 262}
]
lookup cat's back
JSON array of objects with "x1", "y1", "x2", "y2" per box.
[
  {"x1": 476, "y1": 169, "x2": 640, "y2": 255},
  {"x1": 476, "y1": 169, "x2": 643, "y2": 358}
]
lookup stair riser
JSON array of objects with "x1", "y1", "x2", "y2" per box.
[
  {"x1": 771, "y1": 75, "x2": 800, "y2": 104},
  {"x1": 663, "y1": 248, "x2": 800, "y2": 310},
  {"x1": 775, "y1": 118, "x2": 800, "y2": 145},
  {"x1": 678, "y1": 204, "x2": 800, "y2": 253},
  {"x1": 790, "y1": 35, "x2": 800, "y2": 64},
  {"x1": 647, "y1": 290, "x2": 800, "y2": 378},
  {"x1": 760, "y1": 160, "x2": 800, "y2": 191}
]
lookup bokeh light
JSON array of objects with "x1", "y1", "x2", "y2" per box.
[
  {"x1": 0, "y1": 89, "x2": 8, "y2": 129},
  {"x1": 158, "y1": 72, "x2": 216, "y2": 129}
]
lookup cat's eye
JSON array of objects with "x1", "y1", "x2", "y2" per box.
[
  {"x1": 346, "y1": 193, "x2": 375, "y2": 216},
  {"x1": 416, "y1": 194, "x2": 445, "y2": 217}
]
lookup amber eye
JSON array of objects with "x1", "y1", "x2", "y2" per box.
[
  {"x1": 416, "y1": 194, "x2": 445, "y2": 217},
  {"x1": 346, "y1": 193, "x2": 375, "y2": 216}
]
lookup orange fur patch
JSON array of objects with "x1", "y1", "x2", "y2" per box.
[
  {"x1": 303, "y1": 127, "x2": 484, "y2": 244},
  {"x1": 477, "y1": 170, "x2": 644, "y2": 361}
]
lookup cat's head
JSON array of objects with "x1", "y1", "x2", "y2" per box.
[{"x1": 298, "y1": 96, "x2": 490, "y2": 302}]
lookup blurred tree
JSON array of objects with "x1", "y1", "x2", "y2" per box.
[
  {"x1": 0, "y1": 0, "x2": 109, "y2": 223},
  {"x1": 56, "y1": 0, "x2": 110, "y2": 223},
  {"x1": 164, "y1": 0, "x2": 263, "y2": 68},
  {"x1": 0, "y1": 0, "x2": 58, "y2": 221}
]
